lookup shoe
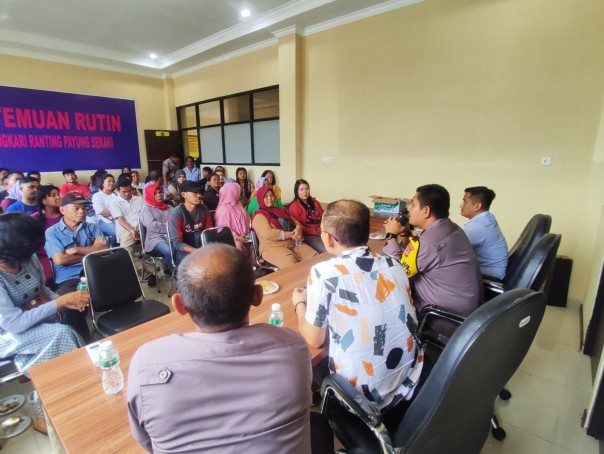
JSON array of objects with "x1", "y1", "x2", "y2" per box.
[{"x1": 147, "y1": 275, "x2": 157, "y2": 287}]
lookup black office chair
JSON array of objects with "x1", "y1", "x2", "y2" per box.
[
  {"x1": 504, "y1": 214, "x2": 552, "y2": 281},
  {"x1": 483, "y1": 233, "x2": 562, "y2": 301},
  {"x1": 138, "y1": 219, "x2": 170, "y2": 293},
  {"x1": 418, "y1": 233, "x2": 561, "y2": 441},
  {"x1": 249, "y1": 230, "x2": 279, "y2": 274},
  {"x1": 321, "y1": 288, "x2": 546, "y2": 454},
  {"x1": 201, "y1": 225, "x2": 236, "y2": 247},
  {"x1": 82, "y1": 247, "x2": 170, "y2": 336}
]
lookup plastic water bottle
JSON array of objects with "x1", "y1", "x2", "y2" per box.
[
  {"x1": 99, "y1": 341, "x2": 124, "y2": 395},
  {"x1": 269, "y1": 303, "x2": 284, "y2": 327},
  {"x1": 76, "y1": 277, "x2": 88, "y2": 292}
]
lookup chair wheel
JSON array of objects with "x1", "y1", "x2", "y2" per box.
[
  {"x1": 492, "y1": 427, "x2": 506, "y2": 441},
  {"x1": 499, "y1": 389, "x2": 512, "y2": 400},
  {"x1": 147, "y1": 275, "x2": 157, "y2": 287}
]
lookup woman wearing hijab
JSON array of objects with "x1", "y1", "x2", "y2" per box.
[
  {"x1": 140, "y1": 184, "x2": 174, "y2": 271},
  {"x1": 167, "y1": 169, "x2": 186, "y2": 204},
  {"x1": 288, "y1": 179, "x2": 326, "y2": 253},
  {"x1": 251, "y1": 186, "x2": 318, "y2": 269},
  {"x1": 247, "y1": 177, "x2": 284, "y2": 216},
  {"x1": 215, "y1": 182, "x2": 252, "y2": 254},
  {"x1": 0, "y1": 175, "x2": 23, "y2": 212}
]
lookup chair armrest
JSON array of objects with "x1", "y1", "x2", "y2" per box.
[
  {"x1": 417, "y1": 305, "x2": 467, "y2": 333},
  {"x1": 482, "y1": 274, "x2": 502, "y2": 283},
  {"x1": 321, "y1": 374, "x2": 383, "y2": 427},
  {"x1": 483, "y1": 278, "x2": 506, "y2": 301},
  {"x1": 418, "y1": 329, "x2": 450, "y2": 351}
]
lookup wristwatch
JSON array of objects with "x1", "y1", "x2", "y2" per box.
[{"x1": 385, "y1": 232, "x2": 396, "y2": 240}]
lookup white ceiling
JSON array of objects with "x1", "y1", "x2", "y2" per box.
[{"x1": 0, "y1": 0, "x2": 422, "y2": 78}]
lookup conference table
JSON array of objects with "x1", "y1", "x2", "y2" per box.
[{"x1": 29, "y1": 253, "x2": 332, "y2": 454}]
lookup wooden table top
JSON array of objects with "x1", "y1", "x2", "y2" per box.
[{"x1": 29, "y1": 253, "x2": 331, "y2": 454}]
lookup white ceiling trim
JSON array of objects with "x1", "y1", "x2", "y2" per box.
[
  {"x1": 0, "y1": 45, "x2": 163, "y2": 79},
  {"x1": 0, "y1": 0, "x2": 425, "y2": 79},
  {"x1": 271, "y1": 25, "x2": 301, "y2": 38},
  {"x1": 0, "y1": 28, "x2": 159, "y2": 69},
  {"x1": 169, "y1": 38, "x2": 279, "y2": 79},
  {"x1": 157, "y1": 0, "x2": 336, "y2": 68},
  {"x1": 302, "y1": 0, "x2": 424, "y2": 36}
]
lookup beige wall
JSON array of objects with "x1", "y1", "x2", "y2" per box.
[
  {"x1": 172, "y1": 45, "x2": 280, "y2": 184},
  {"x1": 0, "y1": 54, "x2": 167, "y2": 186},
  {"x1": 300, "y1": 0, "x2": 604, "y2": 320},
  {"x1": 3, "y1": 0, "x2": 604, "y2": 333}
]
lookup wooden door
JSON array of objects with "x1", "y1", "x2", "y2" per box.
[{"x1": 144, "y1": 130, "x2": 183, "y2": 173}]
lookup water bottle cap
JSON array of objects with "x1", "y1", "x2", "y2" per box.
[
  {"x1": 271, "y1": 303, "x2": 281, "y2": 311},
  {"x1": 80, "y1": 277, "x2": 88, "y2": 284},
  {"x1": 100, "y1": 340, "x2": 113, "y2": 350}
]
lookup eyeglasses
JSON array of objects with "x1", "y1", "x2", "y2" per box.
[{"x1": 320, "y1": 229, "x2": 339, "y2": 243}]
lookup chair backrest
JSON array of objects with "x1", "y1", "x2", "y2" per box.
[
  {"x1": 505, "y1": 233, "x2": 561, "y2": 291},
  {"x1": 166, "y1": 221, "x2": 177, "y2": 267},
  {"x1": 395, "y1": 288, "x2": 546, "y2": 454},
  {"x1": 83, "y1": 247, "x2": 144, "y2": 312},
  {"x1": 506, "y1": 214, "x2": 551, "y2": 280},
  {"x1": 201, "y1": 225, "x2": 236, "y2": 247},
  {"x1": 138, "y1": 218, "x2": 149, "y2": 253}
]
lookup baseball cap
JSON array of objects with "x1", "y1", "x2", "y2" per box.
[
  {"x1": 60, "y1": 192, "x2": 91, "y2": 206},
  {"x1": 179, "y1": 181, "x2": 203, "y2": 193}
]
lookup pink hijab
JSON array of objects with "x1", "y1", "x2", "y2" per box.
[{"x1": 215, "y1": 182, "x2": 250, "y2": 236}]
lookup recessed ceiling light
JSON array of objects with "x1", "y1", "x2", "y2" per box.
[
  {"x1": 241, "y1": 9, "x2": 251, "y2": 18},
  {"x1": 149, "y1": 53, "x2": 157, "y2": 60}
]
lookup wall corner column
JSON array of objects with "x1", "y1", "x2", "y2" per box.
[{"x1": 277, "y1": 32, "x2": 304, "y2": 195}]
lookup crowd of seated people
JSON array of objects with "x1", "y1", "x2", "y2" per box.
[{"x1": 0, "y1": 158, "x2": 512, "y2": 450}]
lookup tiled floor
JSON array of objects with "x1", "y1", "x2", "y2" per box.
[{"x1": 0, "y1": 282, "x2": 599, "y2": 453}]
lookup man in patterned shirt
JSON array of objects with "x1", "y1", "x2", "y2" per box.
[{"x1": 293, "y1": 199, "x2": 423, "y2": 423}]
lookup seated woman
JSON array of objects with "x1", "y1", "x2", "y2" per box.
[
  {"x1": 235, "y1": 167, "x2": 254, "y2": 206},
  {"x1": 247, "y1": 177, "x2": 284, "y2": 216},
  {"x1": 0, "y1": 213, "x2": 89, "y2": 433},
  {"x1": 32, "y1": 185, "x2": 62, "y2": 287},
  {"x1": 251, "y1": 186, "x2": 318, "y2": 269},
  {"x1": 288, "y1": 179, "x2": 326, "y2": 253},
  {"x1": 262, "y1": 169, "x2": 282, "y2": 201},
  {"x1": 140, "y1": 184, "x2": 174, "y2": 271},
  {"x1": 215, "y1": 182, "x2": 252, "y2": 253},
  {"x1": 203, "y1": 173, "x2": 221, "y2": 212},
  {"x1": 0, "y1": 176, "x2": 23, "y2": 212},
  {"x1": 91, "y1": 173, "x2": 118, "y2": 246},
  {"x1": 167, "y1": 170, "x2": 186, "y2": 204},
  {"x1": 130, "y1": 170, "x2": 144, "y2": 196}
]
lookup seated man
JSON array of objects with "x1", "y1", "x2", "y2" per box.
[
  {"x1": 182, "y1": 156, "x2": 200, "y2": 182},
  {"x1": 460, "y1": 186, "x2": 508, "y2": 280},
  {"x1": 6, "y1": 176, "x2": 40, "y2": 213},
  {"x1": 168, "y1": 181, "x2": 213, "y2": 266},
  {"x1": 293, "y1": 200, "x2": 424, "y2": 424},
  {"x1": 384, "y1": 184, "x2": 483, "y2": 336},
  {"x1": 128, "y1": 245, "x2": 329, "y2": 453},
  {"x1": 45, "y1": 193, "x2": 108, "y2": 341},
  {"x1": 111, "y1": 176, "x2": 144, "y2": 252},
  {"x1": 59, "y1": 169, "x2": 91, "y2": 197}
]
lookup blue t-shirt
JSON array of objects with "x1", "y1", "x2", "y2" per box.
[{"x1": 6, "y1": 200, "x2": 39, "y2": 214}]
